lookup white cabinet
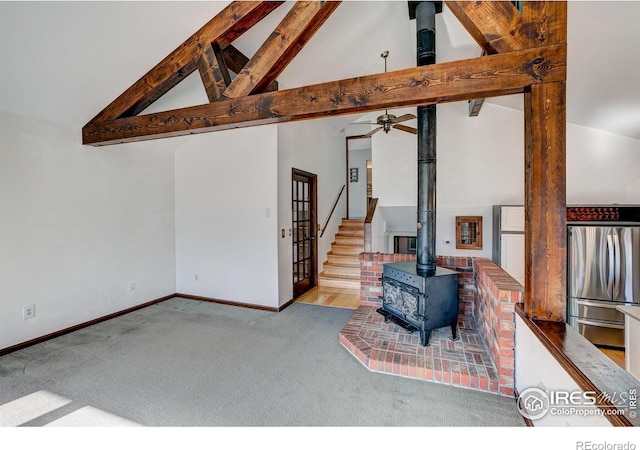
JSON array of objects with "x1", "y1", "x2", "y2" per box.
[
  {"x1": 493, "y1": 205, "x2": 525, "y2": 285},
  {"x1": 617, "y1": 306, "x2": 640, "y2": 381},
  {"x1": 500, "y1": 206, "x2": 525, "y2": 232},
  {"x1": 501, "y1": 234, "x2": 525, "y2": 284}
]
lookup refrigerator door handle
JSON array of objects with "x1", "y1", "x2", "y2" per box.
[
  {"x1": 575, "y1": 318, "x2": 624, "y2": 330},
  {"x1": 606, "y1": 233, "x2": 615, "y2": 296},
  {"x1": 613, "y1": 231, "x2": 621, "y2": 300},
  {"x1": 575, "y1": 299, "x2": 621, "y2": 309}
]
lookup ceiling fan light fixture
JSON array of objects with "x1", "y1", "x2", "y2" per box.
[{"x1": 356, "y1": 51, "x2": 418, "y2": 137}]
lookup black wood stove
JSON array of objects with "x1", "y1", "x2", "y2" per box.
[
  {"x1": 376, "y1": 2, "x2": 460, "y2": 347},
  {"x1": 377, "y1": 262, "x2": 459, "y2": 346}
]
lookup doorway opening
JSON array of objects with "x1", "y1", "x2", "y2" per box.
[{"x1": 346, "y1": 135, "x2": 372, "y2": 219}]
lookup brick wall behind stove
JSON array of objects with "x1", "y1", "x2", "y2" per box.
[
  {"x1": 359, "y1": 253, "x2": 521, "y2": 397},
  {"x1": 359, "y1": 253, "x2": 475, "y2": 316}
]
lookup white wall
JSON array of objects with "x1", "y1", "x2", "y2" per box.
[
  {"x1": 0, "y1": 111, "x2": 176, "y2": 349},
  {"x1": 567, "y1": 125, "x2": 640, "y2": 203},
  {"x1": 370, "y1": 100, "x2": 525, "y2": 259},
  {"x1": 437, "y1": 100, "x2": 525, "y2": 258},
  {"x1": 174, "y1": 126, "x2": 279, "y2": 308},
  {"x1": 347, "y1": 148, "x2": 371, "y2": 219},
  {"x1": 371, "y1": 112, "x2": 418, "y2": 208},
  {"x1": 371, "y1": 98, "x2": 640, "y2": 260},
  {"x1": 277, "y1": 120, "x2": 346, "y2": 305},
  {"x1": 515, "y1": 314, "x2": 612, "y2": 426}
]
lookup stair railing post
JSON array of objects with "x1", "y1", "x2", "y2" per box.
[{"x1": 364, "y1": 198, "x2": 378, "y2": 253}]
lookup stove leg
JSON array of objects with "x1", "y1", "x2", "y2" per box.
[
  {"x1": 420, "y1": 329, "x2": 432, "y2": 347},
  {"x1": 450, "y1": 319, "x2": 460, "y2": 341}
]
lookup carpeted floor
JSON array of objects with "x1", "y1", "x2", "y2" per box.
[{"x1": 0, "y1": 297, "x2": 525, "y2": 427}]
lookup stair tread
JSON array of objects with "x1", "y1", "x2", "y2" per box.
[
  {"x1": 319, "y1": 273, "x2": 361, "y2": 280},
  {"x1": 322, "y1": 265, "x2": 360, "y2": 275},
  {"x1": 327, "y1": 252, "x2": 360, "y2": 257},
  {"x1": 324, "y1": 262, "x2": 360, "y2": 267},
  {"x1": 317, "y1": 280, "x2": 360, "y2": 289}
]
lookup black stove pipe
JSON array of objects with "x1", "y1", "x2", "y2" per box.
[{"x1": 416, "y1": 1, "x2": 437, "y2": 276}]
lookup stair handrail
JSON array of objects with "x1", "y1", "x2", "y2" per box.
[
  {"x1": 320, "y1": 184, "x2": 346, "y2": 238},
  {"x1": 364, "y1": 198, "x2": 379, "y2": 253}
]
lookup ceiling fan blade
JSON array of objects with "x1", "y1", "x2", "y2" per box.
[
  {"x1": 365, "y1": 127, "x2": 383, "y2": 138},
  {"x1": 348, "y1": 122, "x2": 377, "y2": 125},
  {"x1": 393, "y1": 124, "x2": 417, "y2": 135},
  {"x1": 392, "y1": 113, "x2": 417, "y2": 123}
]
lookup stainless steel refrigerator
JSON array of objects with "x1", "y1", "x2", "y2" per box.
[{"x1": 568, "y1": 225, "x2": 640, "y2": 349}]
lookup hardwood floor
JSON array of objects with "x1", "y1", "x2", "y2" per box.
[
  {"x1": 295, "y1": 286, "x2": 360, "y2": 309},
  {"x1": 599, "y1": 347, "x2": 626, "y2": 370}
]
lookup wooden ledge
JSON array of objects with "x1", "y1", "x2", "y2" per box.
[{"x1": 516, "y1": 303, "x2": 640, "y2": 426}]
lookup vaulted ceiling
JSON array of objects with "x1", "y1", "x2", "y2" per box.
[
  {"x1": 81, "y1": 0, "x2": 570, "y2": 145},
  {"x1": 1, "y1": 1, "x2": 638, "y2": 142}
]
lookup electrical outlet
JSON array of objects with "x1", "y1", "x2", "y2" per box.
[
  {"x1": 194, "y1": 273, "x2": 199, "y2": 282},
  {"x1": 23, "y1": 304, "x2": 35, "y2": 320},
  {"x1": 129, "y1": 281, "x2": 136, "y2": 291}
]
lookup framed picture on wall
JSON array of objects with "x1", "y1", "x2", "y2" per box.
[
  {"x1": 456, "y1": 216, "x2": 483, "y2": 250},
  {"x1": 350, "y1": 168, "x2": 358, "y2": 182}
]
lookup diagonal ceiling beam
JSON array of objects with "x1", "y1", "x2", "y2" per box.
[
  {"x1": 445, "y1": 1, "x2": 524, "y2": 54},
  {"x1": 220, "y1": 44, "x2": 251, "y2": 74},
  {"x1": 223, "y1": 1, "x2": 341, "y2": 99},
  {"x1": 220, "y1": 45, "x2": 279, "y2": 93},
  {"x1": 82, "y1": 44, "x2": 566, "y2": 146},
  {"x1": 198, "y1": 43, "x2": 232, "y2": 102},
  {"x1": 88, "y1": 1, "x2": 284, "y2": 123}
]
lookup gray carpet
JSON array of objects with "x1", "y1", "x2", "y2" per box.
[{"x1": 0, "y1": 297, "x2": 525, "y2": 427}]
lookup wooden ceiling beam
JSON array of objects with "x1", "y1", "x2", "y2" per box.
[
  {"x1": 220, "y1": 44, "x2": 250, "y2": 74},
  {"x1": 197, "y1": 44, "x2": 232, "y2": 102},
  {"x1": 82, "y1": 44, "x2": 566, "y2": 146},
  {"x1": 445, "y1": 1, "x2": 524, "y2": 54},
  {"x1": 222, "y1": 1, "x2": 341, "y2": 99},
  {"x1": 219, "y1": 45, "x2": 279, "y2": 93},
  {"x1": 523, "y1": 1, "x2": 568, "y2": 47},
  {"x1": 87, "y1": 1, "x2": 284, "y2": 124}
]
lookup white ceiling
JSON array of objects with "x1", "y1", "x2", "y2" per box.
[{"x1": 1, "y1": 1, "x2": 638, "y2": 141}]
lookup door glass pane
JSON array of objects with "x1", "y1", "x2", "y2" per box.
[{"x1": 292, "y1": 170, "x2": 316, "y2": 296}]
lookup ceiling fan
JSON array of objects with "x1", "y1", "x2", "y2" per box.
[{"x1": 353, "y1": 51, "x2": 417, "y2": 138}]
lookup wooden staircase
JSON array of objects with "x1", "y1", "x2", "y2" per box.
[{"x1": 318, "y1": 218, "x2": 363, "y2": 290}]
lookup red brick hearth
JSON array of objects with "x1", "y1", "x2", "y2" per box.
[{"x1": 339, "y1": 253, "x2": 522, "y2": 397}]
